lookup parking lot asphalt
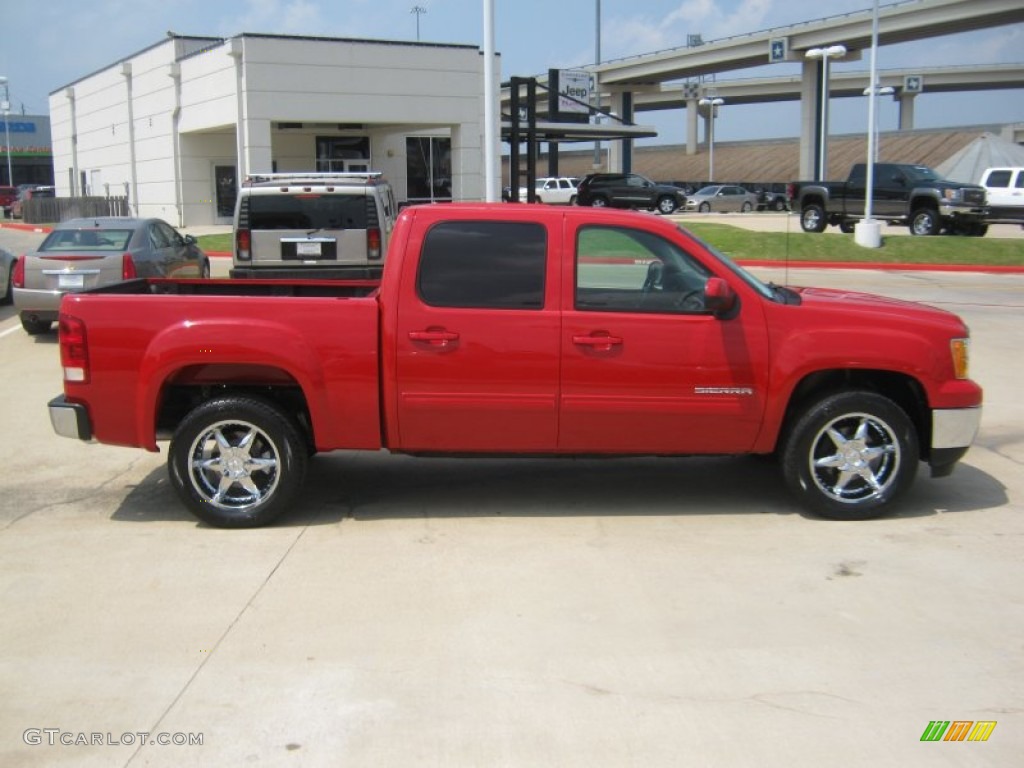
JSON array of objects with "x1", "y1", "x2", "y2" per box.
[{"x1": 1, "y1": 225, "x2": 1023, "y2": 766}]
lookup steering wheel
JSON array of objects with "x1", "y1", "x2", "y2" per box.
[{"x1": 673, "y1": 289, "x2": 705, "y2": 312}]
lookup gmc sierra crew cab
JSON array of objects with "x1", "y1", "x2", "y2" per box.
[
  {"x1": 789, "y1": 162, "x2": 988, "y2": 236},
  {"x1": 48, "y1": 204, "x2": 982, "y2": 528}
]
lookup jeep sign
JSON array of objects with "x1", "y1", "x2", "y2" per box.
[{"x1": 558, "y1": 69, "x2": 590, "y2": 115}]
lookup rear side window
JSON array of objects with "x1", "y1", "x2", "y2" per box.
[
  {"x1": 418, "y1": 221, "x2": 546, "y2": 309},
  {"x1": 986, "y1": 170, "x2": 1012, "y2": 188},
  {"x1": 248, "y1": 194, "x2": 369, "y2": 230}
]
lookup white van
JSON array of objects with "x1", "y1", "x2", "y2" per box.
[
  {"x1": 231, "y1": 172, "x2": 397, "y2": 279},
  {"x1": 978, "y1": 167, "x2": 1024, "y2": 224}
]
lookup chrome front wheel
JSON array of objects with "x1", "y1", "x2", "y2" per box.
[{"x1": 782, "y1": 391, "x2": 918, "y2": 520}]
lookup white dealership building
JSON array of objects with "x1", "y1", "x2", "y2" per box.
[{"x1": 48, "y1": 34, "x2": 495, "y2": 226}]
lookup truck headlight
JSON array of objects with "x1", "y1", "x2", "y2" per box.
[
  {"x1": 943, "y1": 188, "x2": 963, "y2": 203},
  {"x1": 951, "y1": 338, "x2": 970, "y2": 379}
]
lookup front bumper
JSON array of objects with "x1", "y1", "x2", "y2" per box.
[
  {"x1": 938, "y1": 202, "x2": 987, "y2": 221},
  {"x1": 48, "y1": 395, "x2": 93, "y2": 441},
  {"x1": 929, "y1": 406, "x2": 981, "y2": 477}
]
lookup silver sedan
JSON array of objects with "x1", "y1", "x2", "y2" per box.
[
  {"x1": 684, "y1": 185, "x2": 759, "y2": 213},
  {"x1": 13, "y1": 217, "x2": 209, "y2": 334}
]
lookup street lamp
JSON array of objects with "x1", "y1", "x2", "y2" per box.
[
  {"x1": 0, "y1": 76, "x2": 12, "y2": 187},
  {"x1": 410, "y1": 6, "x2": 427, "y2": 41},
  {"x1": 698, "y1": 97, "x2": 724, "y2": 182},
  {"x1": 805, "y1": 44, "x2": 847, "y2": 181}
]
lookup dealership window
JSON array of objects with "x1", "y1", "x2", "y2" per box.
[
  {"x1": 316, "y1": 136, "x2": 370, "y2": 172},
  {"x1": 407, "y1": 137, "x2": 452, "y2": 203}
]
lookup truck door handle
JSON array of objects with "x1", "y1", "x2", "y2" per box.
[
  {"x1": 573, "y1": 333, "x2": 623, "y2": 351},
  {"x1": 409, "y1": 329, "x2": 460, "y2": 347}
]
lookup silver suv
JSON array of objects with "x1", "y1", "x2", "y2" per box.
[{"x1": 231, "y1": 172, "x2": 397, "y2": 279}]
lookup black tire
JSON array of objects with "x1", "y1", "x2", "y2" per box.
[
  {"x1": 699, "y1": 202, "x2": 711, "y2": 213},
  {"x1": 839, "y1": 220, "x2": 855, "y2": 234},
  {"x1": 773, "y1": 198, "x2": 787, "y2": 212},
  {"x1": 969, "y1": 223, "x2": 988, "y2": 237},
  {"x1": 910, "y1": 207, "x2": 940, "y2": 236},
  {"x1": 168, "y1": 396, "x2": 308, "y2": 528},
  {"x1": 741, "y1": 201, "x2": 753, "y2": 213},
  {"x1": 200, "y1": 259, "x2": 211, "y2": 279},
  {"x1": 781, "y1": 391, "x2": 918, "y2": 521},
  {"x1": 656, "y1": 196, "x2": 677, "y2": 215},
  {"x1": 800, "y1": 203, "x2": 828, "y2": 233},
  {"x1": 590, "y1": 195, "x2": 609, "y2": 208},
  {"x1": 20, "y1": 313, "x2": 51, "y2": 335}
]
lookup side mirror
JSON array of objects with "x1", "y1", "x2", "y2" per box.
[
  {"x1": 705, "y1": 277, "x2": 737, "y2": 316},
  {"x1": 184, "y1": 234, "x2": 197, "y2": 245}
]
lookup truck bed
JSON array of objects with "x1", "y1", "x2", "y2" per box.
[{"x1": 89, "y1": 277, "x2": 381, "y2": 298}]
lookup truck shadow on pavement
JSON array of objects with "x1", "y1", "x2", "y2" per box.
[{"x1": 110, "y1": 453, "x2": 1006, "y2": 527}]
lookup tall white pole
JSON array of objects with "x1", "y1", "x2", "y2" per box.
[
  {"x1": 864, "y1": 0, "x2": 879, "y2": 223},
  {"x1": 855, "y1": 0, "x2": 884, "y2": 248},
  {"x1": 483, "y1": 0, "x2": 497, "y2": 201}
]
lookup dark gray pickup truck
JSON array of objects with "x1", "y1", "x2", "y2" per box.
[{"x1": 788, "y1": 163, "x2": 988, "y2": 236}]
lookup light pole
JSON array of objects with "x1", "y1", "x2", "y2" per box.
[
  {"x1": 805, "y1": 44, "x2": 846, "y2": 181},
  {"x1": 698, "y1": 97, "x2": 724, "y2": 182},
  {"x1": 862, "y1": 84, "x2": 894, "y2": 162},
  {"x1": 0, "y1": 76, "x2": 12, "y2": 187},
  {"x1": 410, "y1": 6, "x2": 427, "y2": 41}
]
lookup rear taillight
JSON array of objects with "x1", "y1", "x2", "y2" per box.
[
  {"x1": 12, "y1": 255, "x2": 25, "y2": 288},
  {"x1": 236, "y1": 229, "x2": 251, "y2": 261},
  {"x1": 59, "y1": 313, "x2": 90, "y2": 383},
  {"x1": 122, "y1": 254, "x2": 137, "y2": 280},
  {"x1": 367, "y1": 227, "x2": 382, "y2": 260}
]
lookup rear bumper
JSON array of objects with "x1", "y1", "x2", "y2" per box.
[
  {"x1": 929, "y1": 406, "x2": 981, "y2": 477},
  {"x1": 13, "y1": 287, "x2": 63, "y2": 315},
  {"x1": 48, "y1": 395, "x2": 93, "y2": 441}
]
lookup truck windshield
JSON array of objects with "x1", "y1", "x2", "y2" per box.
[{"x1": 678, "y1": 226, "x2": 775, "y2": 301}]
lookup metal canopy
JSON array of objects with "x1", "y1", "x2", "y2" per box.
[{"x1": 500, "y1": 118, "x2": 657, "y2": 143}]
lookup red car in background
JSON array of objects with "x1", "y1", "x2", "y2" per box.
[{"x1": 0, "y1": 186, "x2": 17, "y2": 217}]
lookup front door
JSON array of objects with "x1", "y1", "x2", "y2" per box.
[
  {"x1": 394, "y1": 218, "x2": 561, "y2": 452},
  {"x1": 559, "y1": 222, "x2": 769, "y2": 454}
]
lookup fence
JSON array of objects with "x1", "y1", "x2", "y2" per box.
[{"x1": 22, "y1": 196, "x2": 131, "y2": 224}]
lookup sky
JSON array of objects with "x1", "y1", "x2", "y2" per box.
[{"x1": 1, "y1": 0, "x2": 1022, "y2": 146}]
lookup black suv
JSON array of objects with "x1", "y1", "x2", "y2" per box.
[{"x1": 576, "y1": 173, "x2": 686, "y2": 214}]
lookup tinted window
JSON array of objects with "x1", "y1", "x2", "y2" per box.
[
  {"x1": 249, "y1": 194, "x2": 368, "y2": 230},
  {"x1": 418, "y1": 221, "x2": 546, "y2": 309},
  {"x1": 986, "y1": 170, "x2": 1012, "y2": 188}
]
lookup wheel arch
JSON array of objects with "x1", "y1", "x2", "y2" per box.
[
  {"x1": 777, "y1": 368, "x2": 931, "y2": 459},
  {"x1": 155, "y1": 367, "x2": 315, "y2": 448}
]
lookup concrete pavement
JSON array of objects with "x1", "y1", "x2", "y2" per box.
[{"x1": 1, "y1": 227, "x2": 1022, "y2": 767}]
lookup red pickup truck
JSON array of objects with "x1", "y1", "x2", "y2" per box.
[{"x1": 48, "y1": 203, "x2": 982, "y2": 527}]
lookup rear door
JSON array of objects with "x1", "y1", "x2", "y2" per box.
[
  {"x1": 559, "y1": 221, "x2": 769, "y2": 454},
  {"x1": 393, "y1": 217, "x2": 561, "y2": 452}
]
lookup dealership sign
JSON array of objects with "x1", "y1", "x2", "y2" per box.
[{"x1": 558, "y1": 70, "x2": 591, "y2": 115}]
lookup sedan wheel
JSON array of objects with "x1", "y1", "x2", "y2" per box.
[
  {"x1": 699, "y1": 202, "x2": 711, "y2": 213},
  {"x1": 741, "y1": 202, "x2": 753, "y2": 213}
]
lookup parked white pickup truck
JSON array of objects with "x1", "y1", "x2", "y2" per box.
[{"x1": 979, "y1": 167, "x2": 1024, "y2": 225}]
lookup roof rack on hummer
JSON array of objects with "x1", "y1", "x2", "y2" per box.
[{"x1": 244, "y1": 172, "x2": 384, "y2": 185}]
